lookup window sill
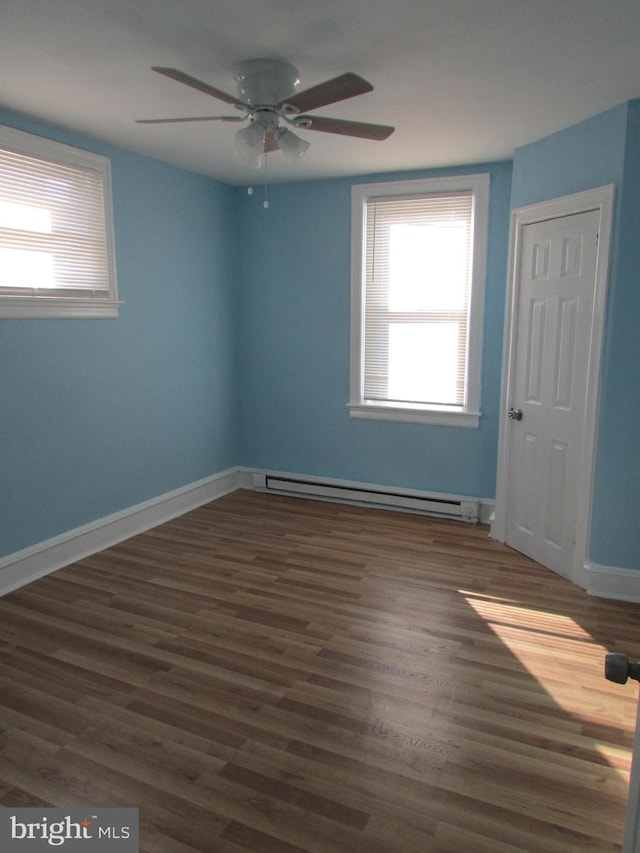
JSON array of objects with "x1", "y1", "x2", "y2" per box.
[
  {"x1": 348, "y1": 402, "x2": 480, "y2": 428},
  {"x1": 0, "y1": 297, "x2": 122, "y2": 319}
]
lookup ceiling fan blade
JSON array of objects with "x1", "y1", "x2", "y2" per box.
[
  {"x1": 297, "y1": 115, "x2": 395, "y2": 140},
  {"x1": 280, "y1": 72, "x2": 373, "y2": 113},
  {"x1": 151, "y1": 66, "x2": 246, "y2": 107},
  {"x1": 136, "y1": 115, "x2": 245, "y2": 124}
]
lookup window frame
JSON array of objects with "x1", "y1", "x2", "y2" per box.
[
  {"x1": 0, "y1": 124, "x2": 120, "y2": 319},
  {"x1": 348, "y1": 173, "x2": 490, "y2": 428}
]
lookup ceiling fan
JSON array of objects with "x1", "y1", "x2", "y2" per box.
[{"x1": 137, "y1": 59, "x2": 395, "y2": 168}]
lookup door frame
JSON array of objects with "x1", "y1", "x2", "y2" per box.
[
  {"x1": 492, "y1": 185, "x2": 615, "y2": 587},
  {"x1": 623, "y1": 686, "x2": 640, "y2": 852}
]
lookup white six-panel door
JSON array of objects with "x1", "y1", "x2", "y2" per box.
[
  {"x1": 504, "y1": 210, "x2": 599, "y2": 580},
  {"x1": 494, "y1": 185, "x2": 614, "y2": 588}
]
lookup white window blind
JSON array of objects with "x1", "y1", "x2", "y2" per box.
[
  {"x1": 363, "y1": 191, "x2": 473, "y2": 408},
  {"x1": 0, "y1": 124, "x2": 119, "y2": 318}
]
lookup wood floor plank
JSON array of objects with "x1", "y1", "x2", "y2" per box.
[{"x1": 1, "y1": 489, "x2": 639, "y2": 851}]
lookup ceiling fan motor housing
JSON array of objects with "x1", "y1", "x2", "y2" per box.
[{"x1": 233, "y1": 59, "x2": 300, "y2": 108}]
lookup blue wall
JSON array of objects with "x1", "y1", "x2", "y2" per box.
[
  {"x1": 590, "y1": 101, "x2": 640, "y2": 569},
  {"x1": 0, "y1": 109, "x2": 240, "y2": 557},
  {"x1": 511, "y1": 99, "x2": 640, "y2": 571},
  {"x1": 3, "y1": 97, "x2": 639, "y2": 576},
  {"x1": 510, "y1": 103, "x2": 628, "y2": 209},
  {"x1": 237, "y1": 163, "x2": 512, "y2": 498}
]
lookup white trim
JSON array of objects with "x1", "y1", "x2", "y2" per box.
[
  {"x1": 349, "y1": 173, "x2": 489, "y2": 426},
  {"x1": 0, "y1": 123, "x2": 120, "y2": 319},
  {"x1": 584, "y1": 561, "x2": 640, "y2": 603},
  {"x1": 1, "y1": 464, "x2": 495, "y2": 597},
  {"x1": 623, "y1": 691, "x2": 640, "y2": 853},
  {"x1": 347, "y1": 402, "x2": 480, "y2": 428},
  {"x1": 0, "y1": 296, "x2": 122, "y2": 319},
  {"x1": 0, "y1": 467, "x2": 249, "y2": 596},
  {"x1": 0, "y1": 124, "x2": 108, "y2": 170},
  {"x1": 492, "y1": 184, "x2": 615, "y2": 589},
  {"x1": 4, "y1": 460, "x2": 634, "y2": 602}
]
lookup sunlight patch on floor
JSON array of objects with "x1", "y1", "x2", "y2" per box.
[{"x1": 462, "y1": 590, "x2": 635, "y2": 783}]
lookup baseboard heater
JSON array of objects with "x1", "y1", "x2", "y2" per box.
[{"x1": 257, "y1": 475, "x2": 479, "y2": 522}]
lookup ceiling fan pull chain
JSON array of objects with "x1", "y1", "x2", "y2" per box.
[{"x1": 263, "y1": 155, "x2": 270, "y2": 209}]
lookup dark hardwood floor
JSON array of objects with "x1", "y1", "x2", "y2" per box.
[{"x1": 1, "y1": 489, "x2": 639, "y2": 851}]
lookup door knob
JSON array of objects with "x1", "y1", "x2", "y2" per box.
[
  {"x1": 605, "y1": 653, "x2": 640, "y2": 684},
  {"x1": 508, "y1": 408, "x2": 523, "y2": 421}
]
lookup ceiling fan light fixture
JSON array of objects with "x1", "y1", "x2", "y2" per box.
[
  {"x1": 234, "y1": 121, "x2": 266, "y2": 168},
  {"x1": 275, "y1": 127, "x2": 310, "y2": 164}
]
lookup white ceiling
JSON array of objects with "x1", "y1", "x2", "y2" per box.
[{"x1": 1, "y1": 0, "x2": 640, "y2": 186}]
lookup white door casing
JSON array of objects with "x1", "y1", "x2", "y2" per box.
[
  {"x1": 624, "y1": 688, "x2": 640, "y2": 853},
  {"x1": 492, "y1": 185, "x2": 615, "y2": 588}
]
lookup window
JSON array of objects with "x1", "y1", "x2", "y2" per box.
[
  {"x1": 349, "y1": 174, "x2": 489, "y2": 427},
  {"x1": 0, "y1": 124, "x2": 119, "y2": 318}
]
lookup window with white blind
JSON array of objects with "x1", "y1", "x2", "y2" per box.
[
  {"x1": 349, "y1": 174, "x2": 489, "y2": 427},
  {"x1": 0, "y1": 124, "x2": 119, "y2": 318}
]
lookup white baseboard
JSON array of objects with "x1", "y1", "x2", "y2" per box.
[
  {"x1": 21, "y1": 463, "x2": 632, "y2": 602},
  {"x1": 0, "y1": 467, "x2": 250, "y2": 597},
  {"x1": 0, "y1": 465, "x2": 496, "y2": 598},
  {"x1": 584, "y1": 561, "x2": 640, "y2": 603}
]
